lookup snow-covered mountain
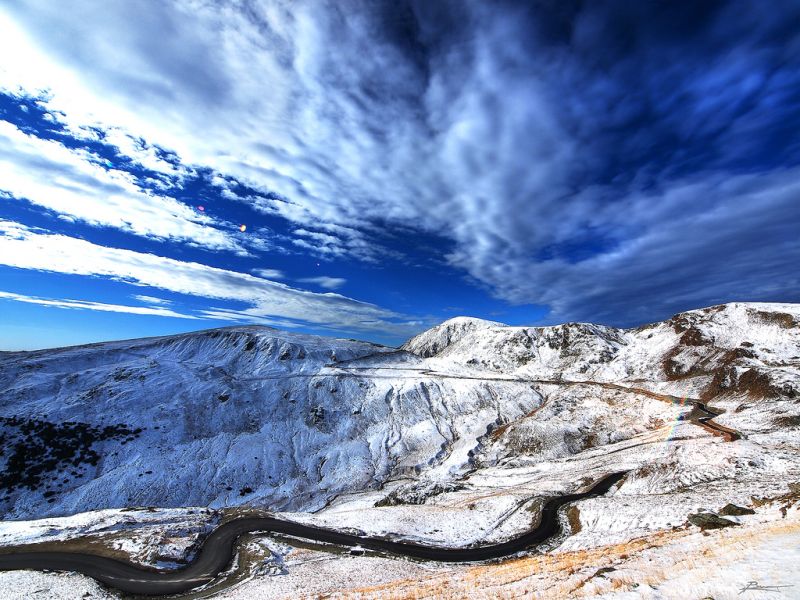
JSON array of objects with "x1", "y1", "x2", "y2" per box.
[
  {"x1": 0, "y1": 302, "x2": 797, "y2": 524},
  {"x1": 1, "y1": 302, "x2": 799, "y2": 598},
  {"x1": 403, "y1": 302, "x2": 800, "y2": 394},
  {"x1": 0, "y1": 326, "x2": 540, "y2": 519}
]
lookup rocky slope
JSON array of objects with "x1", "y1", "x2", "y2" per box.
[{"x1": 403, "y1": 302, "x2": 800, "y2": 394}]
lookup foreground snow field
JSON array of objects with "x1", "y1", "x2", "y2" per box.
[{"x1": 0, "y1": 302, "x2": 798, "y2": 598}]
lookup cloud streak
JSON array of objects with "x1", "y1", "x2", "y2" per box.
[
  {"x1": 132, "y1": 294, "x2": 173, "y2": 306},
  {"x1": 297, "y1": 276, "x2": 347, "y2": 290},
  {"x1": 0, "y1": 120, "x2": 243, "y2": 253},
  {"x1": 0, "y1": 220, "x2": 422, "y2": 336},
  {"x1": 0, "y1": 290, "x2": 197, "y2": 319},
  {"x1": 252, "y1": 268, "x2": 285, "y2": 280}
]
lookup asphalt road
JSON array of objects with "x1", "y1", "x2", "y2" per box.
[
  {"x1": 0, "y1": 471, "x2": 627, "y2": 597},
  {"x1": 684, "y1": 401, "x2": 741, "y2": 441}
]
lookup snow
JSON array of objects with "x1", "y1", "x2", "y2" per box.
[
  {"x1": 0, "y1": 570, "x2": 114, "y2": 600},
  {"x1": 0, "y1": 506, "x2": 218, "y2": 567},
  {"x1": 0, "y1": 302, "x2": 798, "y2": 598},
  {"x1": 0, "y1": 326, "x2": 540, "y2": 518}
]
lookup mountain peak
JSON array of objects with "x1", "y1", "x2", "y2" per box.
[{"x1": 402, "y1": 316, "x2": 506, "y2": 357}]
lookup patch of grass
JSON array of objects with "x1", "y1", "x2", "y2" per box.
[
  {"x1": 749, "y1": 309, "x2": 798, "y2": 329},
  {"x1": 0, "y1": 415, "x2": 141, "y2": 499},
  {"x1": 774, "y1": 415, "x2": 800, "y2": 428},
  {"x1": 566, "y1": 506, "x2": 581, "y2": 534}
]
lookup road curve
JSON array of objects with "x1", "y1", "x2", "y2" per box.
[
  {"x1": 684, "y1": 402, "x2": 740, "y2": 442},
  {"x1": 0, "y1": 472, "x2": 626, "y2": 597}
]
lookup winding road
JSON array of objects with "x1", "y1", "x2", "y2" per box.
[
  {"x1": 683, "y1": 402, "x2": 740, "y2": 441},
  {"x1": 0, "y1": 472, "x2": 626, "y2": 597},
  {"x1": 0, "y1": 364, "x2": 742, "y2": 597}
]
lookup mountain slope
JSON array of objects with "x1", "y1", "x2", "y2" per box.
[
  {"x1": 0, "y1": 327, "x2": 540, "y2": 518},
  {"x1": 0, "y1": 303, "x2": 797, "y2": 522},
  {"x1": 403, "y1": 302, "x2": 800, "y2": 399}
]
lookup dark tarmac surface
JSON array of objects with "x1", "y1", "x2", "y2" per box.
[{"x1": 0, "y1": 472, "x2": 626, "y2": 596}]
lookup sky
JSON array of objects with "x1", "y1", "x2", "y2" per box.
[{"x1": 0, "y1": 0, "x2": 799, "y2": 350}]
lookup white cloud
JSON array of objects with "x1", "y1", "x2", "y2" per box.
[
  {"x1": 448, "y1": 168, "x2": 800, "y2": 324},
  {"x1": 0, "y1": 290, "x2": 197, "y2": 319},
  {"x1": 194, "y1": 308, "x2": 306, "y2": 330},
  {"x1": 251, "y1": 268, "x2": 285, "y2": 280},
  {"x1": 297, "y1": 276, "x2": 346, "y2": 290},
  {"x1": 0, "y1": 220, "x2": 420, "y2": 335},
  {"x1": 0, "y1": 1, "x2": 584, "y2": 278},
  {"x1": 0, "y1": 3, "x2": 436, "y2": 244},
  {"x1": 0, "y1": 120, "x2": 244, "y2": 253},
  {"x1": 132, "y1": 294, "x2": 172, "y2": 305},
  {"x1": 100, "y1": 127, "x2": 192, "y2": 180}
]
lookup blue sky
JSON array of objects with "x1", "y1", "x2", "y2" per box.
[{"x1": 0, "y1": 1, "x2": 799, "y2": 350}]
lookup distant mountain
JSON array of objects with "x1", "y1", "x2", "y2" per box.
[
  {"x1": 0, "y1": 303, "x2": 797, "y2": 520},
  {"x1": 403, "y1": 302, "x2": 799, "y2": 399}
]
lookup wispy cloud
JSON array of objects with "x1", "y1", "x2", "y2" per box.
[
  {"x1": 297, "y1": 276, "x2": 346, "y2": 290},
  {"x1": 0, "y1": 220, "x2": 422, "y2": 336},
  {"x1": 0, "y1": 120, "x2": 243, "y2": 253},
  {"x1": 0, "y1": 290, "x2": 197, "y2": 319},
  {"x1": 132, "y1": 294, "x2": 173, "y2": 306},
  {"x1": 448, "y1": 168, "x2": 800, "y2": 325},
  {"x1": 252, "y1": 268, "x2": 285, "y2": 280}
]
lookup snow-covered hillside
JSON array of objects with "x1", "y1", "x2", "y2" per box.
[
  {"x1": 0, "y1": 302, "x2": 798, "y2": 599},
  {"x1": 404, "y1": 302, "x2": 800, "y2": 393},
  {"x1": 0, "y1": 326, "x2": 543, "y2": 519},
  {"x1": 1, "y1": 303, "x2": 798, "y2": 522}
]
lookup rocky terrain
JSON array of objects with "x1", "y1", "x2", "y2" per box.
[{"x1": 0, "y1": 302, "x2": 798, "y2": 598}]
